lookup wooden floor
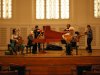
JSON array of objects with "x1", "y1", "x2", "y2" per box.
[{"x1": 0, "y1": 49, "x2": 100, "y2": 57}]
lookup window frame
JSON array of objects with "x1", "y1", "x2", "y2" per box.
[
  {"x1": 0, "y1": 0, "x2": 12, "y2": 19},
  {"x1": 94, "y1": 0, "x2": 100, "y2": 18},
  {"x1": 35, "y1": 0, "x2": 70, "y2": 20}
]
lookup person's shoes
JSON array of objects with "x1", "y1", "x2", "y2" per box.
[
  {"x1": 32, "y1": 52, "x2": 37, "y2": 54},
  {"x1": 66, "y1": 53, "x2": 72, "y2": 55},
  {"x1": 88, "y1": 51, "x2": 92, "y2": 53}
]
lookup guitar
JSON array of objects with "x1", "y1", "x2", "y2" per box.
[
  {"x1": 63, "y1": 33, "x2": 73, "y2": 43},
  {"x1": 62, "y1": 32, "x2": 85, "y2": 43}
]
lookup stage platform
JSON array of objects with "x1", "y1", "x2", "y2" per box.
[
  {"x1": 0, "y1": 49, "x2": 100, "y2": 75},
  {"x1": 0, "y1": 49, "x2": 100, "y2": 57}
]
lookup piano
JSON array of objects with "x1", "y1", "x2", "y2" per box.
[{"x1": 33, "y1": 26, "x2": 64, "y2": 43}]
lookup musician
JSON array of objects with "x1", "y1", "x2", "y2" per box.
[
  {"x1": 64, "y1": 24, "x2": 75, "y2": 34},
  {"x1": 33, "y1": 25, "x2": 41, "y2": 53},
  {"x1": 62, "y1": 26, "x2": 75, "y2": 55},
  {"x1": 64, "y1": 24, "x2": 70, "y2": 30},
  {"x1": 73, "y1": 31, "x2": 80, "y2": 46},
  {"x1": 27, "y1": 31, "x2": 34, "y2": 53},
  {"x1": 11, "y1": 29, "x2": 18, "y2": 41},
  {"x1": 17, "y1": 29, "x2": 25, "y2": 54},
  {"x1": 10, "y1": 28, "x2": 18, "y2": 55},
  {"x1": 85, "y1": 25, "x2": 93, "y2": 53},
  {"x1": 11, "y1": 29, "x2": 25, "y2": 55}
]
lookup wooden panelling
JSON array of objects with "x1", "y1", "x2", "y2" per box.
[
  {"x1": 92, "y1": 27, "x2": 96, "y2": 46},
  {"x1": 20, "y1": 27, "x2": 28, "y2": 44},
  {"x1": 99, "y1": 27, "x2": 100, "y2": 46},
  {"x1": 78, "y1": 27, "x2": 85, "y2": 46},
  {"x1": 0, "y1": 28, "x2": 7, "y2": 46}
]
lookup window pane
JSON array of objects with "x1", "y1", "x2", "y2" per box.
[
  {"x1": 94, "y1": 0, "x2": 100, "y2": 18},
  {"x1": 46, "y1": 0, "x2": 59, "y2": 19},
  {"x1": 3, "y1": 0, "x2": 12, "y2": 19},
  {"x1": 36, "y1": 0, "x2": 44, "y2": 19},
  {"x1": 61, "y1": 0, "x2": 69, "y2": 19},
  {"x1": 35, "y1": 0, "x2": 69, "y2": 19}
]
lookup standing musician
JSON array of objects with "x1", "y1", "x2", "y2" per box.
[
  {"x1": 64, "y1": 24, "x2": 72, "y2": 33},
  {"x1": 85, "y1": 25, "x2": 93, "y2": 53},
  {"x1": 37, "y1": 29, "x2": 45, "y2": 53},
  {"x1": 33, "y1": 25, "x2": 41, "y2": 54}
]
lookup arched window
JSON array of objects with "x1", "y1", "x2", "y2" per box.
[
  {"x1": 0, "y1": 0, "x2": 12, "y2": 19},
  {"x1": 94, "y1": 0, "x2": 100, "y2": 18},
  {"x1": 36, "y1": 0, "x2": 69, "y2": 19}
]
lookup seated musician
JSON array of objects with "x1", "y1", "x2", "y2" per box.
[
  {"x1": 10, "y1": 28, "x2": 18, "y2": 55},
  {"x1": 62, "y1": 26, "x2": 75, "y2": 55},
  {"x1": 17, "y1": 29, "x2": 25, "y2": 55},
  {"x1": 11, "y1": 29, "x2": 25, "y2": 55},
  {"x1": 73, "y1": 31, "x2": 81, "y2": 46},
  {"x1": 72, "y1": 31, "x2": 84, "y2": 47}
]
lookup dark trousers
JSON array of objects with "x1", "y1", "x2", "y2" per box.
[
  {"x1": 66, "y1": 43, "x2": 72, "y2": 55},
  {"x1": 32, "y1": 43, "x2": 41, "y2": 53},
  {"x1": 37, "y1": 43, "x2": 41, "y2": 51},
  {"x1": 87, "y1": 38, "x2": 92, "y2": 53},
  {"x1": 32, "y1": 43, "x2": 37, "y2": 54}
]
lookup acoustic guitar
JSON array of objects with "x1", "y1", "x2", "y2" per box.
[{"x1": 63, "y1": 34, "x2": 73, "y2": 43}]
